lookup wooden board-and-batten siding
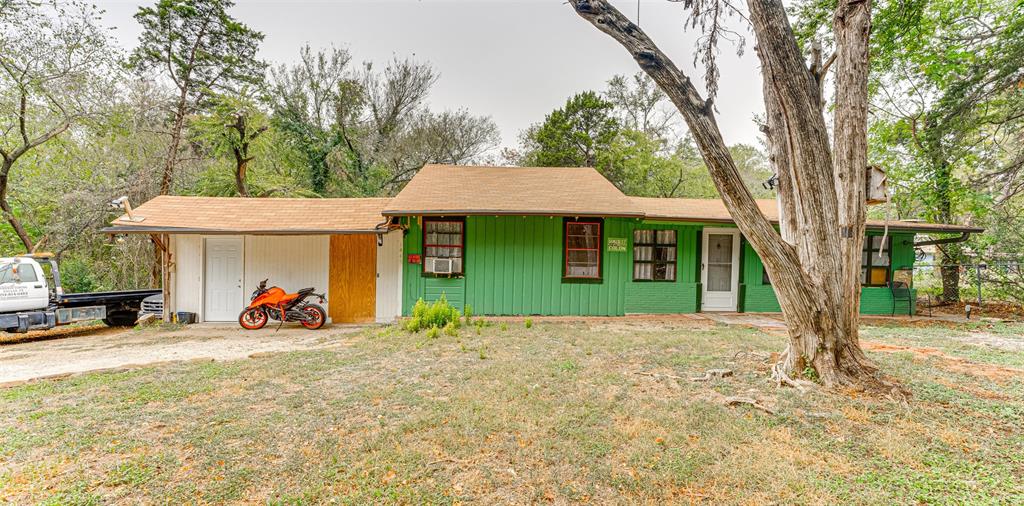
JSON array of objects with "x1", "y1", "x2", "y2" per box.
[
  {"x1": 400, "y1": 215, "x2": 917, "y2": 317},
  {"x1": 329, "y1": 234, "x2": 377, "y2": 323},
  {"x1": 401, "y1": 216, "x2": 703, "y2": 316}
]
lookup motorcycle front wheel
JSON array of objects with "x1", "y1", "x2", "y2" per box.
[
  {"x1": 239, "y1": 307, "x2": 268, "y2": 330},
  {"x1": 300, "y1": 304, "x2": 326, "y2": 330}
]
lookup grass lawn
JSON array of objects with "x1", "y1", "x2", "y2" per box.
[{"x1": 2, "y1": 318, "x2": 1023, "y2": 504}]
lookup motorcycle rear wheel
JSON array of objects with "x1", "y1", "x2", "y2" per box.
[
  {"x1": 300, "y1": 304, "x2": 326, "y2": 330},
  {"x1": 239, "y1": 307, "x2": 268, "y2": 330}
]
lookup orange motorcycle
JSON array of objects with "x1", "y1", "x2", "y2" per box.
[{"x1": 238, "y1": 279, "x2": 327, "y2": 330}]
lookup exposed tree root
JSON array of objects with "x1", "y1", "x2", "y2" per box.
[
  {"x1": 689, "y1": 368, "x2": 733, "y2": 382},
  {"x1": 633, "y1": 371, "x2": 686, "y2": 381},
  {"x1": 770, "y1": 361, "x2": 816, "y2": 393},
  {"x1": 772, "y1": 343, "x2": 911, "y2": 400},
  {"x1": 723, "y1": 396, "x2": 777, "y2": 415}
]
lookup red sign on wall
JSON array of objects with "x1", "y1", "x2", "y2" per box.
[{"x1": 407, "y1": 254, "x2": 421, "y2": 264}]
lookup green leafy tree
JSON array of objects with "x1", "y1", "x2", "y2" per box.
[
  {"x1": 795, "y1": 0, "x2": 1023, "y2": 302},
  {"x1": 0, "y1": 0, "x2": 115, "y2": 252},
  {"x1": 269, "y1": 45, "x2": 351, "y2": 194},
  {"x1": 191, "y1": 88, "x2": 270, "y2": 196},
  {"x1": 521, "y1": 79, "x2": 772, "y2": 199},
  {"x1": 522, "y1": 91, "x2": 621, "y2": 168},
  {"x1": 270, "y1": 49, "x2": 499, "y2": 196},
  {"x1": 129, "y1": 0, "x2": 265, "y2": 195}
]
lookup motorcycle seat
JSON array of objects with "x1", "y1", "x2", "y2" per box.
[{"x1": 296, "y1": 287, "x2": 315, "y2": 297}]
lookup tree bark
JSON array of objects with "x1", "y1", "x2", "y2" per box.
[
  {"x1": 569, "y1": 0, "x2": 897, "y2": 391},
  {"x1": 934, "y1": 160, "x2": 962, "y2": 302},
  {"x1": 161, "y1": 93, "x2": 188, "y2": 195},
  {"x1": 234, "y1": 154, "x2": 250, "y2": 197}
]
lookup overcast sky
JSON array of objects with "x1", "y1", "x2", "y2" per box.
[{"x1": 97, "y1": 0, "x2": 764, "y2": 151}]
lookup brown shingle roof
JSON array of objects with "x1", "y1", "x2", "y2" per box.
[
  {"x1": 382, "y1": 164, "x2": 644, "y2": 217},
  {"x1": 632, "y1": 197, "x2": 983, "y2": 234},
  {"x1": 103, "y1": 196, "x2": 391, "y2": 235}
]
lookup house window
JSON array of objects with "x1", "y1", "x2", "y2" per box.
[
  {"x1": 423, "y1": 219, "x2": 464, "y2": 275},
  {"x1": 564, "y1": 220, "x2": 602, "y2": 279},
  {"x1": 633, "y1": 229, "x2": 676, "y2": 281},
  {"x1": 862, "y1": 235, "x2": 891, "y2": 286}
]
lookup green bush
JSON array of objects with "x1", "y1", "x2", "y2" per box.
[
  {"x1": 464, "y1": 304, "x2": 473, "y2": 324},
  {"x1": 525, "y1": 318, "x2": 533, "y2": 329},
  {"x1": 426, "y1": 326, "x2": 440, "y2": 339},
  {"x1": 443, "y1": 321, "x2": 458, "y2": 337},
  {"x1": 405, "y1": 294, "x2": 461, "y2": 333}
]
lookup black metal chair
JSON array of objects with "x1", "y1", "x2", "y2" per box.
[{"x1": 889, "y1": 280, "x2": 913, "y2": 316}]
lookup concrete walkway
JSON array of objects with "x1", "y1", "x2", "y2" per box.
[{"x1": 701, "y1": 312, "x2": 789, "y2": 334}]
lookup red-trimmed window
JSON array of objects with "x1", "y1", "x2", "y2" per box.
[
  {"x1": 424, "y1": 219, "x2": 464, "y2": 275},
  {"x1": 564, "y1": 220, "x2": 602, "y2": 279}
]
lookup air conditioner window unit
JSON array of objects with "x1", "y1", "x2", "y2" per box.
[{"x1": 432, "y1": 258, "x2": 453, "y2": 274}]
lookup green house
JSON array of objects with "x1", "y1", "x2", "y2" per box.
[{"x1": 383, "y1": 165, "x2": 980, "y2": 317}]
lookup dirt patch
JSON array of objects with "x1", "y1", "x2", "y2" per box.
[
  {"x1": 0, "y1": 323, "x2": 366, "y2": 386},
  {"x1": 926, "y1": 300, "x2": 1024, "y2": 321},
  {"x1": 862, "y1": 339, "x2": 1024, "y2": 381},
  {"x1": 955, "y1": 331, "x2": 1024, "y2": 352},
  {"x1": 0, "y1": 323, "x2": 122, "y2": 346}
]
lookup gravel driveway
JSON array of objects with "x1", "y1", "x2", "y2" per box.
[{"x1": 0, "y1": 323, "x2": 366, "y2": 386}]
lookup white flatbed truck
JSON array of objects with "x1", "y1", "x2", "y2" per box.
[{"x1": 0, "y1": 254, "x2": 159, "y2": 333}]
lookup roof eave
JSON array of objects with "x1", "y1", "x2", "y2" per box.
[
  {"x1": 639, "y1": 216, "x2": 984, "y2": 234},
  {"x1": 100, "y1": 226, "x2": 385, "y2": 235},
  {"x1": 382, "y1": 209, "x2": 645, "y2": 218}
]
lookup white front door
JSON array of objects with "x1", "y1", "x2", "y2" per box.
[
  {"x1": 701, "y1": 228, "x2": 740, "y2": 312},
  {"x1": 204, "y1": 237, "x2": 243, "y2": 322}
]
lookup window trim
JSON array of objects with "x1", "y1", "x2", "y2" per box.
[
  {"x1": 632, "y1": 229, "x2": 677, "y2": 282},
  {"x1": 562, "y1": 218, "x2": 603, "y2": 282},
  {"x1": 862, "y1": 235, "x2": 892, "y2": 287},
  {"x1": 421, "y1": 217, "x2": 465, "y2": 277}
]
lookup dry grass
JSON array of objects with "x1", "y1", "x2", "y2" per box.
[{"x1": 2, "y1": 319, "x2": 1023, "y2": 504}]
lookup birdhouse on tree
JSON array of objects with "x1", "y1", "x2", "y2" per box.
[{"x1": 866, "y1": 165, "x2": 888, "y2": 205}]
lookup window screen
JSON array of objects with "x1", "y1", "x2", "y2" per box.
[
  {"x1": 565, "y1": 221, "x2": 601, "y2": 279},
  {"x1": 633, "y1": 229, "x2": 677, "y2": 281},
  {"x1": 424, "y1": 219, "x2": 464, "y2": 275}
]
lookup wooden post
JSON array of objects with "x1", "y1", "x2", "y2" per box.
[{"x1": 151, "y1": 234, "x2": 173, "y2": 322}]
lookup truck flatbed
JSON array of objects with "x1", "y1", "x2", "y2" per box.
[{"x1": 58, "y1": 289, "x2": 161, "y2": 308}]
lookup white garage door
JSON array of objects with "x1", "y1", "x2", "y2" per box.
[{"x1": 204, "y1": 237, "x2": 243, "y2": 322}]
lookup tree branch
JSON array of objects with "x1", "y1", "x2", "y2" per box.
[{"x1": 568, "y1": 0, "x2": 782, "y2": 251}]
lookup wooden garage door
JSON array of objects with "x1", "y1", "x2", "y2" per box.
[{"x1": 329, "y1": 234, "x2": 376, "y2": 323}]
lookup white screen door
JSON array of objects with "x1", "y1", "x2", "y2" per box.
[
  {"x1": 701, "y1": 229, "x2": 740, "y2": 311},
  {"x1": 204, "y1": 237, "x2": 243, "y2": 322}
]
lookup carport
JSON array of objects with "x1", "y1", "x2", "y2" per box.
[{"x1": 102, "y1": 196, "x2": 402, "y2": 324}]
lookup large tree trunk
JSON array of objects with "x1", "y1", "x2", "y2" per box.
[
  {"x1": 161, "y1": 95, "x2": 188, "y2": 195},
  {"x1": 939, "y1": 243, "x2": 963, "y2": 303},
  {"x1": 152, "y1": 93, "x2": 189, "y2": 288},
  {"x1": 934, "y1": 161, "x2": 962, "y2": 302},
  {"x1": 569, "y1": 0, "x2": 897, "y2": 391},
  {"x1": 235, "y1": 156, "x2": 250, "y2": 197}
]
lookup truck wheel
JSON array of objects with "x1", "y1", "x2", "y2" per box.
[{"x1": 103, "y1": 311, "x2": 138, "y2": 327}]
